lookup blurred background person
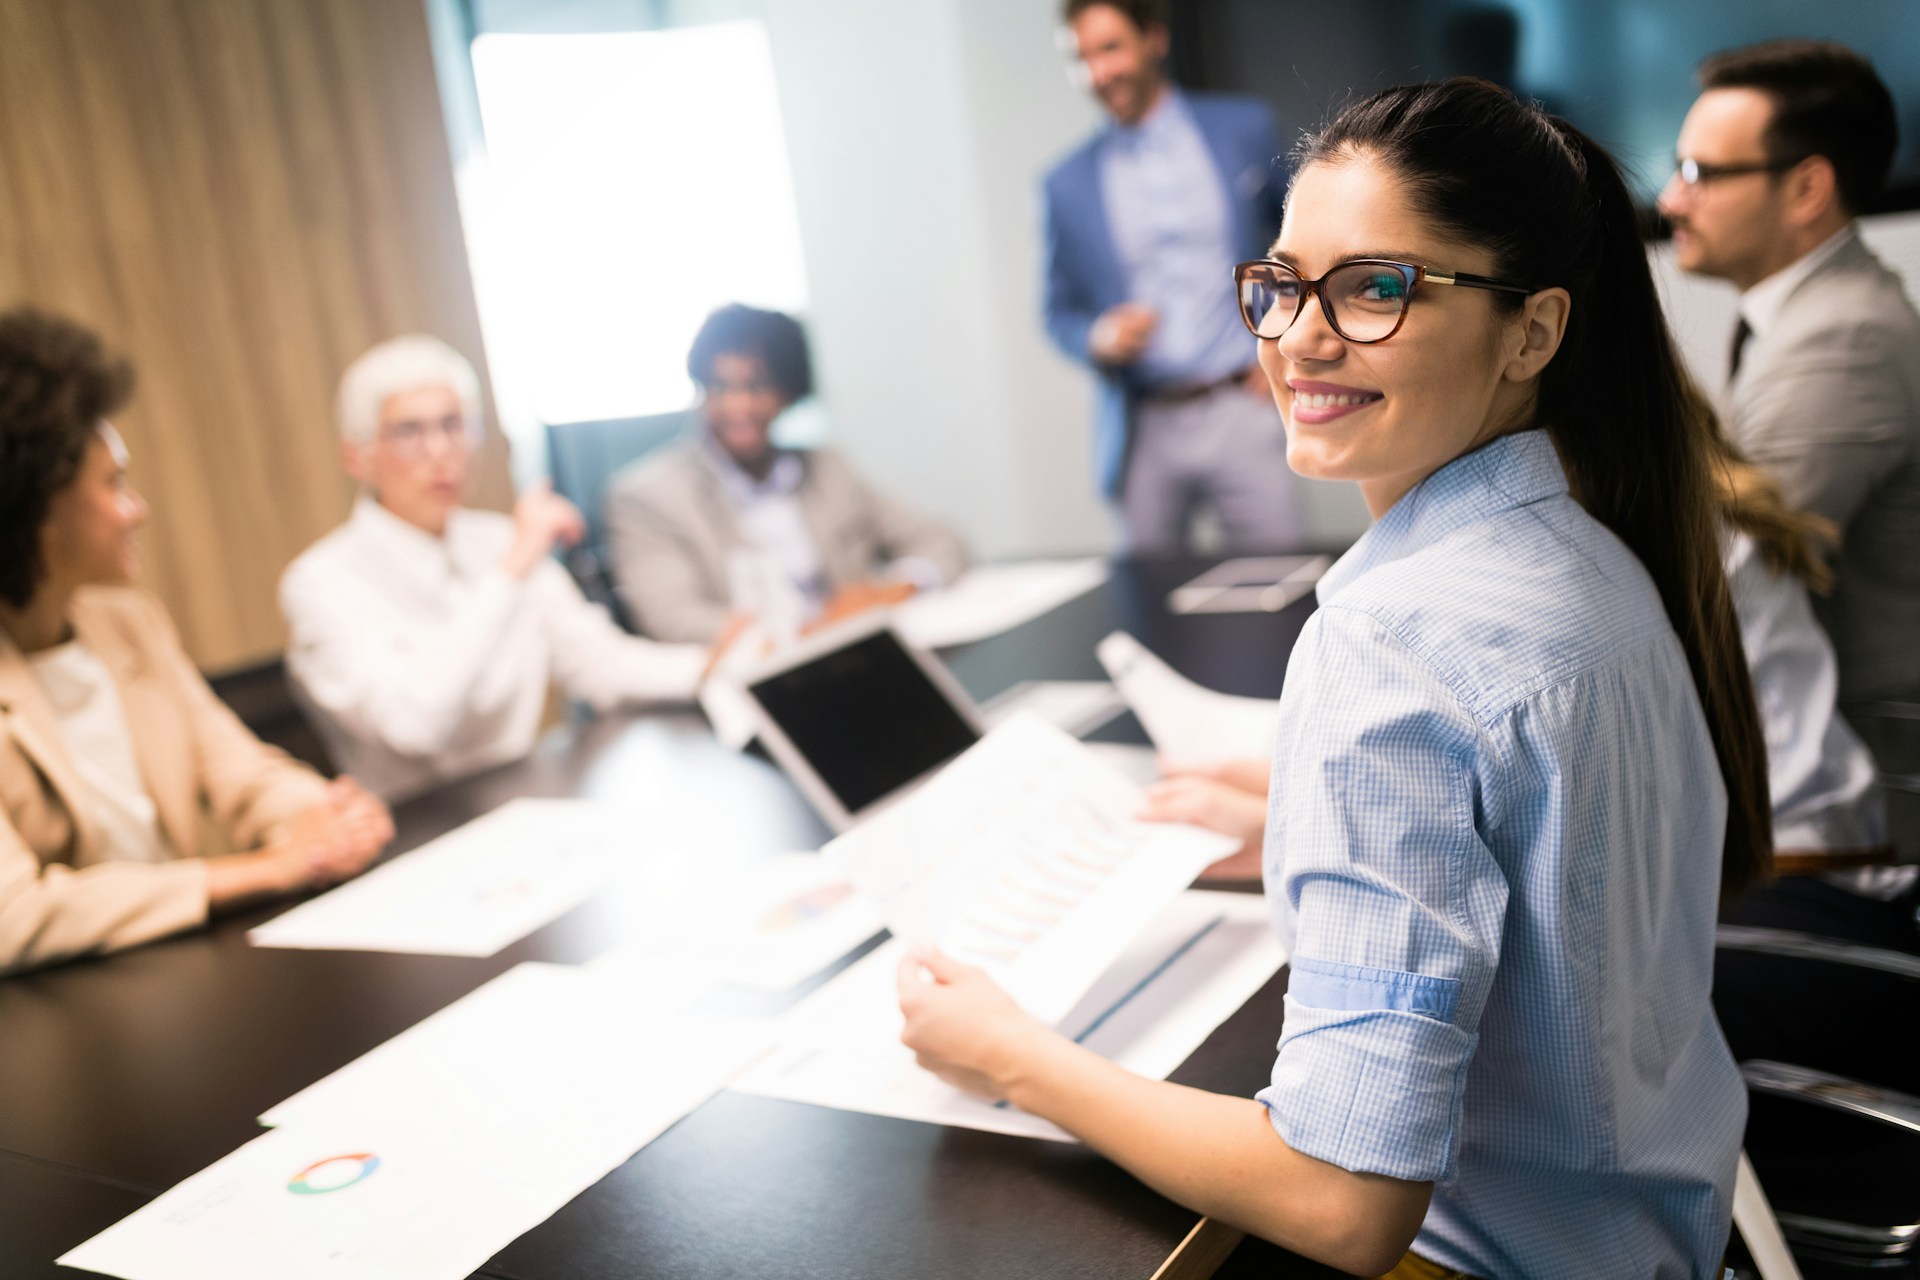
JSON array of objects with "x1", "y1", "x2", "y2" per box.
[
  {"x1": 281, "y1": 336, "x2": 711, "y2": 802},
  {"x1": 1708, "y1": 427, "x2": 1916, "y2": 1093},
  {"x1": 1660, "y1": 39, "x2": 1920, "y2": 706},
  {"x1": 1043, "y1": 0, "x2": 1299, "y2": 554},
  {"x1": 0, "y1": 308, "x2": 390, "y2": 976},
  {"x1": 607, "y1": 304, "x2": 966, "y2": 643}
]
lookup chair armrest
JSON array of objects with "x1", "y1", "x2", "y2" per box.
[
  {"x1": 1774, "y1": 1212, "x2": 1920, "y2": 1256},
  {"x1": 1845, "y1": 700, "x2": 1920, "y2": 723},
  {"x1": 1716, "y1": 925, "x2": 1920, "y2": 980},
  {"x1": 1741, "y1": 1060, "x2": 1920, "y2": 1134}
]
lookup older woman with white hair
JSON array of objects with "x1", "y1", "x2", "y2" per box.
[{"x1": 280, "y1": 335, "x2": 710, "y2": 801}]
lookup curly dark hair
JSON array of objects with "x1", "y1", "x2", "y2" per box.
[
  {"x1": 0, "y1": 308, "x2": 135, "y2": 608},
  {"x1": 686, "y1": 304, "x2": 813, "y2": 403}
]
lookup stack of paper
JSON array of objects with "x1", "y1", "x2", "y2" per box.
[
  {"x1": 249, "y1": 799, "x2": 637, "y2": 957},
  {"x1": 822, "y1": 712, "x2": 1238, "y2": 1024},
  {"x1": 893, "y1": 557, "x2": 1109, "y2": 649},
  {"x1": 1097, "y1": 631, "x2": 1279, "y2": 765},
  {"x1": 733, "y1": 890, "x2": 1285, "y2": 1141}
]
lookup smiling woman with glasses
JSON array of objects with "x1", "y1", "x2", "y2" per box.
[{"x1": 894, "y1": 77, "x2": 1768, "y2": 1280}]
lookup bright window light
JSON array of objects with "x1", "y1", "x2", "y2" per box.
[{"x1": 468, "y1": 22, "x2": 810, "y2": 425}]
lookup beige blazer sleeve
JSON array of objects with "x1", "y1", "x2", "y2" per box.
[
  {"x1": 0, "y1": 588, "x2": 328, "y2": 975},
  {"x1": 803, "y1": 449, "x2": 969, "y2": 589},
  {"x1": 606, "y1": 446, "x2": 737, "y2": 644}
]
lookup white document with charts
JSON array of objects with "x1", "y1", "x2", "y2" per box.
[
  {"x1": 734, "y1": 890, "x2": 1286, "y2": 1141},
  {"x1": 822, "y1": 711, "x2": 1238, "y2": 1025},
  {"x1": 247, "y1": 799, "x2": 630, "y2": 957}
]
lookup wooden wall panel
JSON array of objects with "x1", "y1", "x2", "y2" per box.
[{"x1": 0, "y1": 0, "x2": 511, "y2": 670}]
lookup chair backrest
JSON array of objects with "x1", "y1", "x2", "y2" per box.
[
  {"x1": 544, "y1": 411, "x2": 693, "y2": 628},
  {"x1": 1716, "y1": 928, "x2": 1920, "y2": 1274},
  {"x1": 545, "y1": 410, "x2": 693, "y2": 551},
  {"x1": 206, "y1": 656, "x2": 337, "y2": 777}
]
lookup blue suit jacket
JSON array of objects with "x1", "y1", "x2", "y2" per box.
[{"x1": 1042, "y1": 92, "x2": 1285, "y2": 498}]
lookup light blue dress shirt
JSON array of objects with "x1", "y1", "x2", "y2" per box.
[
  {"x1": 1257, "y1": 430, "x2": 1744, "y2": 1279},
  {"x1": 1099, "y1": 91, "x2": 1253, "y2": 388}
]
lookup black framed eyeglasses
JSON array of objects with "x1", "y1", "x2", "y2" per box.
[
  {"x1": 1672, "y1": 155, "x2": 1806, "y2": 188},
  {"x1": 1234, "y1": 258, "x2": 1532, "y2": 344}
]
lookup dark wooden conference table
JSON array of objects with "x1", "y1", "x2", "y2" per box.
[{"x1": 0, "y1": 555, "x2": 1353, "y2": 1280}]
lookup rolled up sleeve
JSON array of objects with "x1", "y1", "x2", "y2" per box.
[{"x1": 1256, "y1": 606, "x2": 1505, "y2": 1183}]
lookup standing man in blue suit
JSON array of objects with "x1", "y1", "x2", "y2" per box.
[{"x1": 1044, "y1": 0, "x2": 1299, "y2": 553}]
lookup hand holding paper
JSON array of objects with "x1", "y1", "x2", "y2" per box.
[{"x1": 822, "y1": 712, "x2": 1236, "y2": 1024}]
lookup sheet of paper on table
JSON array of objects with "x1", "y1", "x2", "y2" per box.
[
  {"x1": 1097, "y1": 631, "x2": 1279, "y2": 765},
  {"x1": 586, "y1": 852, "x2": 885, "y2": 995},
  {"x1": 248, "y1": 798, "x2": 636, "y2": 957},
  {"x1": 731, "y1": 890, "x2": 1285, "y2": 1142},
  {"x1": 892, "y1": 557, "x2": 1109, "y2": 649},
  {"x1": 822, "y1": 712, "x2": 1238, "y2": 1025},
  {"x1": 59, "y1": 1116, "x2": 581, "y2": 1280},
  {"x1": 61, "y1": 964, "x2": 774, "y2": 1280},
  {"x1": 260, "y1": 961, "x2": 768, "y2": 1130}
]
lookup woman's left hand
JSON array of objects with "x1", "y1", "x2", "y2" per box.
[{"x1": 896, "y1": 947, "x2": 1048, "y2": 1101}]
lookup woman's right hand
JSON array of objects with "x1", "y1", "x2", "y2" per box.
[
  {"x1": 500, "y1": 481, "x2": 587, "y2": 579},
  {"x1": 207, "y1": 779, "x2": 392, "y2": 910}
]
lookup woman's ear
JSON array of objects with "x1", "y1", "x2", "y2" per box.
[{"x1": 1502, "y1": 287, "x2": 1571, "y2": 384}]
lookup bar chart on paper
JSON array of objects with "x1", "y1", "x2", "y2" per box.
[
  {"x1": 946, "y1": 800, "x2": 1142, "y2": 964},
  {"x1": 824, "y1": 713, "x2": 1237, "y2": 1023}
]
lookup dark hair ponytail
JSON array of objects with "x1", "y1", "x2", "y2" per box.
[{"x1": 1299, "y1": 79, "x2": 1772, "y2": 899}]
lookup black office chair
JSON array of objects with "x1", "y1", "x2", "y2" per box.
[
  {"x1": 206, "y1": 655, "x2": 337, "y2": 776},
  {"x1": 543, "y1": 410, "x2": 692, "y2": 630},
  {"x1": 1717, "y1": 925, "x2": 1920, "y2": 1277}
]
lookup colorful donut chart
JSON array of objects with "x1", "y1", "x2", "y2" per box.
[{"x1": 287, "y1": 1152, "x2": 382, "y2": 1195}]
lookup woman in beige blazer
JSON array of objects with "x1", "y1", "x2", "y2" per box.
[{"x1": 0, "y1": 309, "x2": 391, "y2": 976}]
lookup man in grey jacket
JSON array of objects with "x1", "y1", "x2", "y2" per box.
[
  {"x1": 607, "y1": 306, "x2": 967, "y2": 643},
  {"x1": 1661, "y1": 39, "x2": 1920, "y2": 703}
]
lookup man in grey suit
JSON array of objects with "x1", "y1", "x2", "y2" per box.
[
  {"x1": 607, "y1": 305, "x2": 967, "y2": 643},
  {"x1": 1661, "y1": 39, "x2": 1920, "y2": 703}
]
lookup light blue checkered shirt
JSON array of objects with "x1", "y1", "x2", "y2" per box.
[
  {"x1": 1257, "y1": 430, "x2": 1744, "y2": 1279},
  {"x1": 1099, "y1": 90, "x2": 1253, "y2": 387}
]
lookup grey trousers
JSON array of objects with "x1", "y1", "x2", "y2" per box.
[{"x1": 1119, "y1": 381, "x2": 1305, "y2": 554}]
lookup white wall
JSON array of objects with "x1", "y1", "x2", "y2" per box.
[{"x1": 761, "y1": 0, "x2": 1114, "y2": 560}]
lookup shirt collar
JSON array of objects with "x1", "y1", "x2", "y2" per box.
[
  {"x1": 1106, "y1": 86, "x2": 1189, "y2": 151},
  {"x1": 1318, "y1": 429, "x2": 1569, "y2": 606},
  {"x1": 701, "y1": 435, "x2": 803, "y2": 502},
  {"x1": 1739, "y1": 223, "x2": 1856, "y2": 338},
  {"x1": 350, "y1": 494, "x2": 463, "y2": 580}
]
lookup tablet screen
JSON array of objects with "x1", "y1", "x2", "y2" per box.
[{"x1": 747, "y1": 629, "x2": 980, "y2": 816}]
